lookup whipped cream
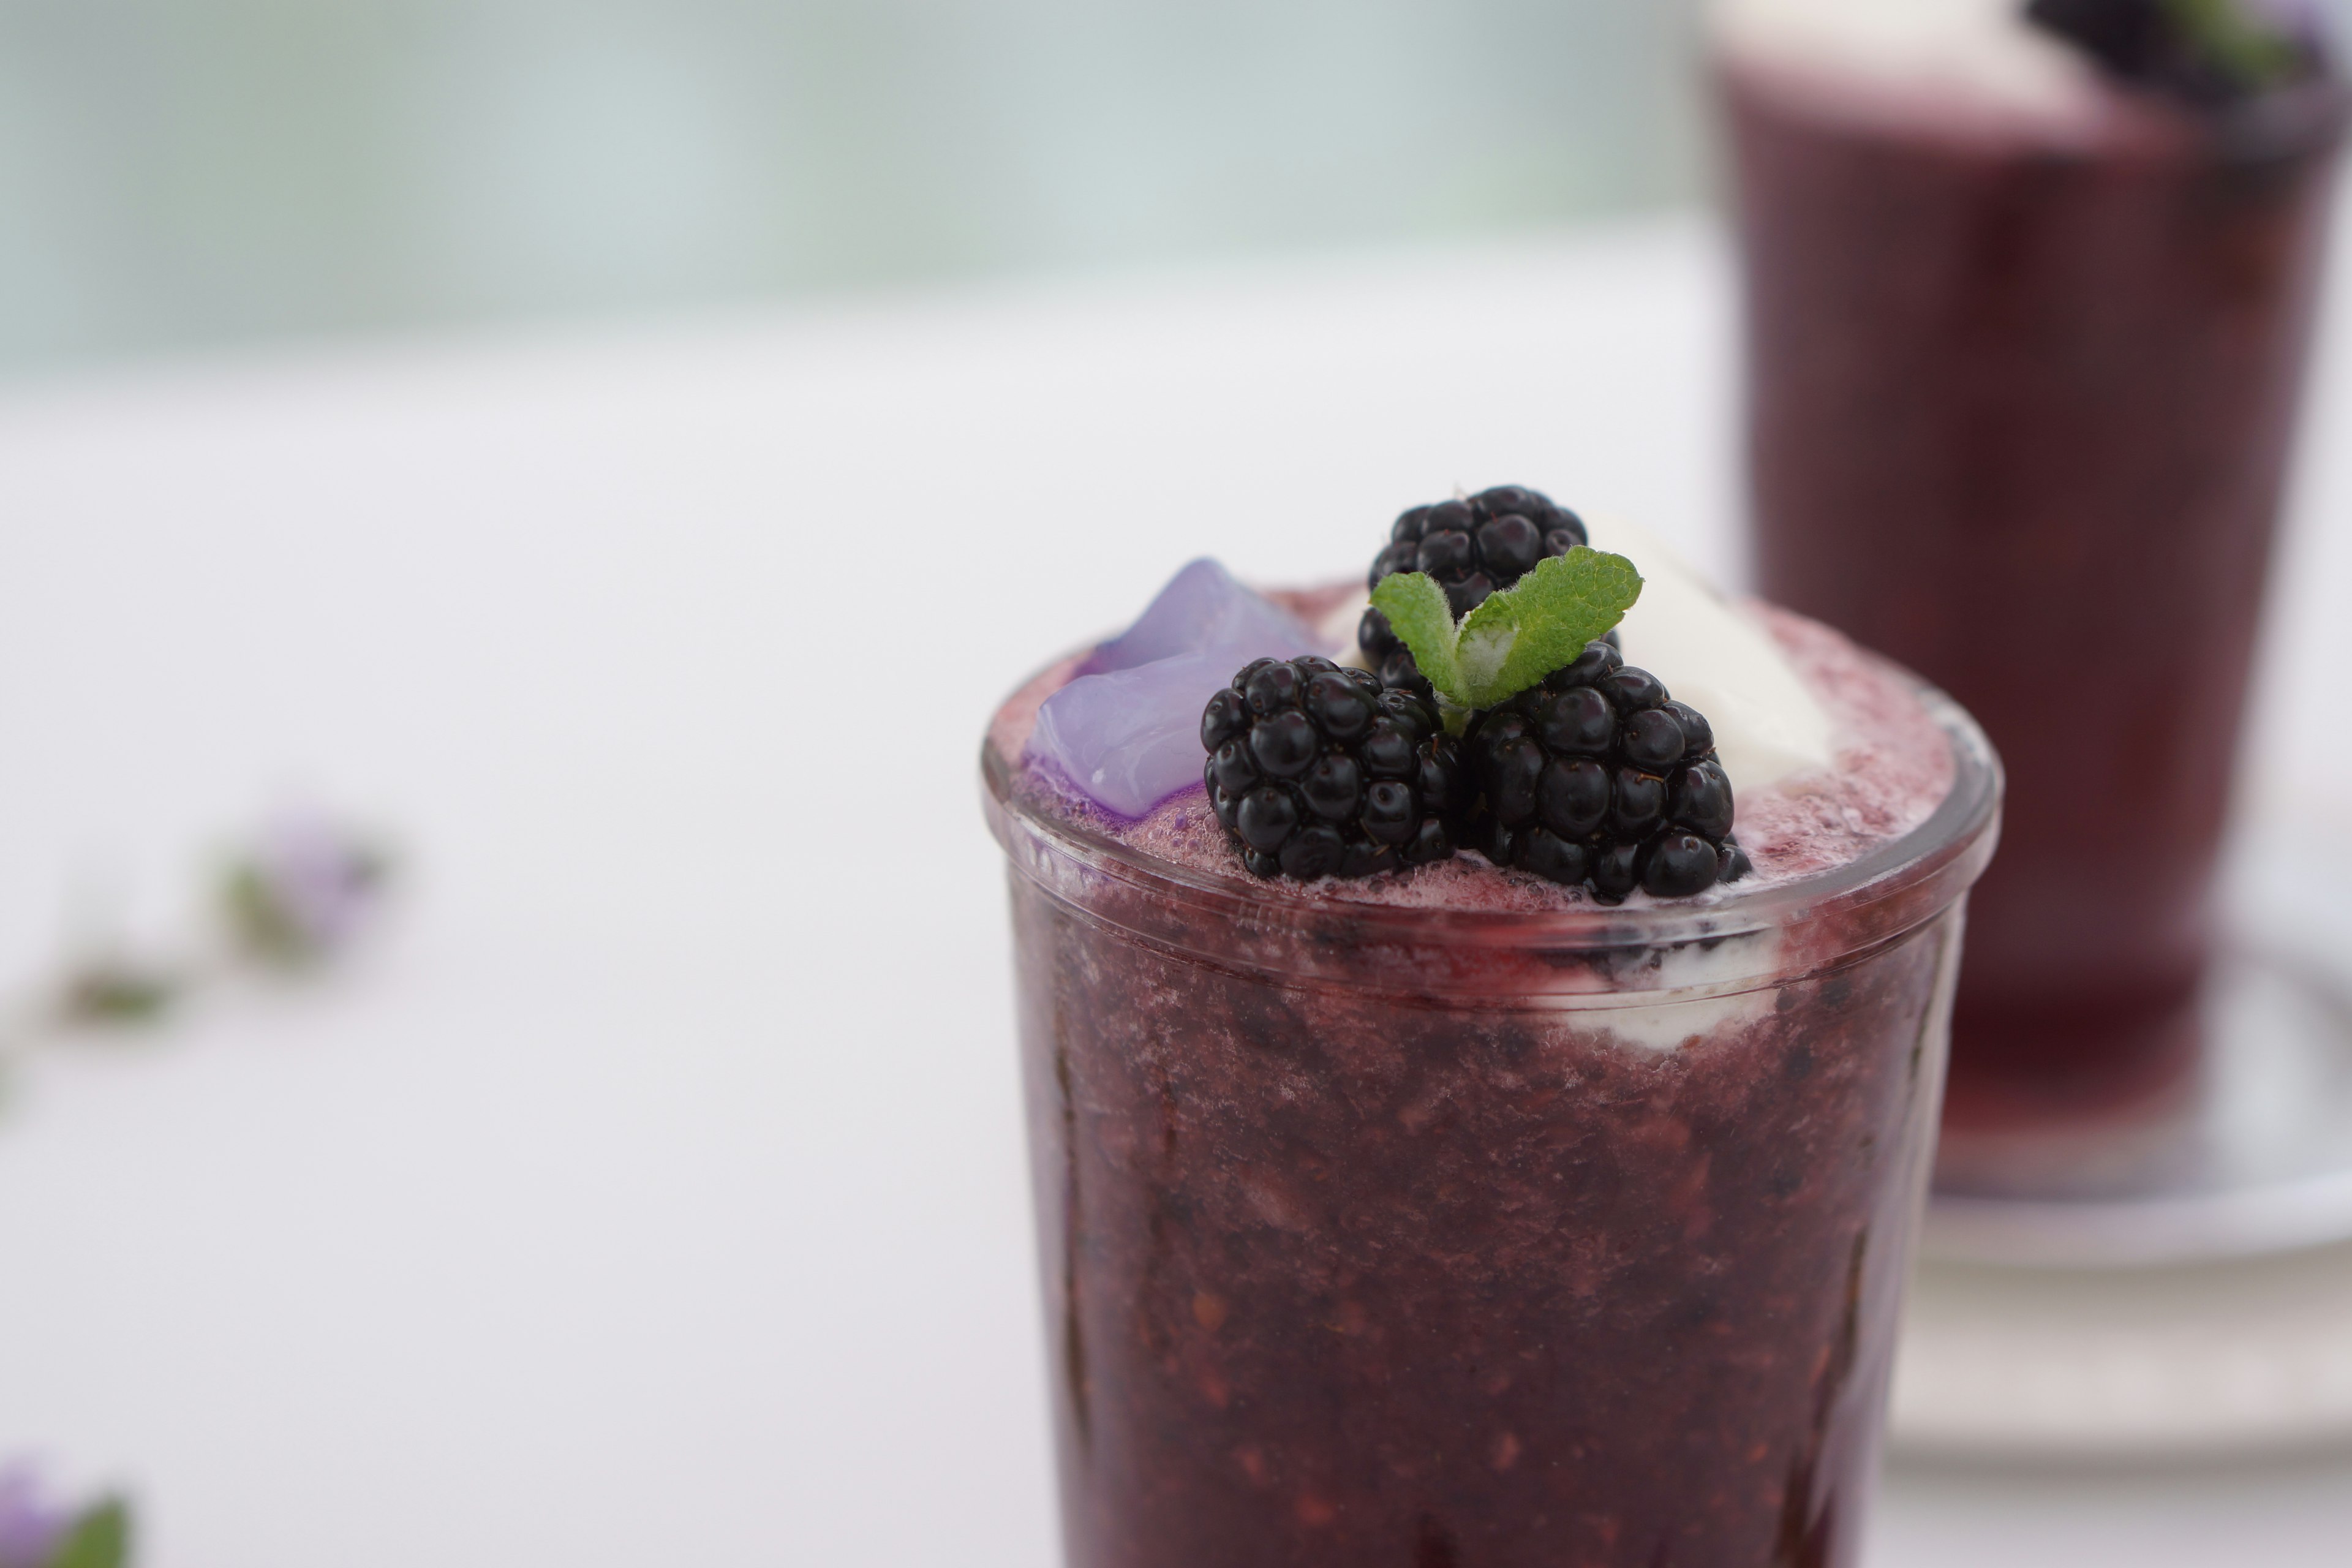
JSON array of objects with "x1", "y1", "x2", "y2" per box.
[
  {"x1": 1581, "y1": 516, "x2": 1836, "y2": 794},
  {"x1": 1711, "y1": 0, "x2": 2103, "y2": 122}
]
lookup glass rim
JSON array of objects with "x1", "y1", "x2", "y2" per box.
[
  {"x1": 1715, "y1": 47, "x2": 2351, "y2": 167},
  {"x1": 982, "y1": 650, "x2": 2003, "y2": 984}
]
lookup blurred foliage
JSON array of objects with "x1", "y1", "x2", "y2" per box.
[
  {"x1": 45, "y1": 1501, "x2": 130, "y2": 1568},
  {"x1": 0, "y1": 0, "x2": 1708, "y2": 369}
]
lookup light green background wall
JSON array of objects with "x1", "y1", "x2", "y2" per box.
[{"x1": 0, "y1": 1, "x2": 1711, "y2": 370}]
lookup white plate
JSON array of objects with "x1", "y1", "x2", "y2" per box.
[
  {"x1": 1890, "y1": 1240, "x2": 2352, "y2": 1458},
  {"x1": 1923, "y1": 827, "x2": 2352, "y2": 1269}
]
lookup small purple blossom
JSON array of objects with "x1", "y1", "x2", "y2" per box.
[
  {"x1": 222, "y1": 810, "x2": 392, "y2": 967},
  {"x1": 0, "y1": 1466, "x2": 67, "y2": 1568}
]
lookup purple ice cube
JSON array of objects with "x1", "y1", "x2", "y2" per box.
[
  {"x1": 1030, "y1": 560, "x2": 1319, "y2": 818},
  {"x1": 1077, "y1": 559, "x2": 1314, "y2": 676}
]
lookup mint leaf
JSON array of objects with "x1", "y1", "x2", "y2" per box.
[
  {"x1": 1370, "y1": 547, "x2": 1644, "y2": 716},
  {"x1": 1368, "y1": 571, "x2": 1469, "y2": 706},
  {"x1": 2165, "y1": 0, "x2": 2300, "y2": 89},
  {"x1": 1457, "y1": 548, "x2": 1643, "y2": 707},
  {"x1": 48, "y1": 1499, "x2": 131, "y2": 1568}
]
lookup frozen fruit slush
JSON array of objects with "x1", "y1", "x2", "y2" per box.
[{"x1": 985, "y1": 564, "x2": 1996, "y2": 1566}]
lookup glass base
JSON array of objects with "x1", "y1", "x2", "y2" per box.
[{"x1": 1926, "y1": 944, "x2": 2352, "y2": 1267}]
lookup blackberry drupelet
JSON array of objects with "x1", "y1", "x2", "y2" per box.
[
  {"x1": 1464, "y1": 639, "x2": 1751, "y2": 903},
  {"x1": 1200, "y1": 655, "x2": 1466, "y2": 880},
  {"x1": 1360, "y1": 484, "x2": 1593, "y2": 692}
]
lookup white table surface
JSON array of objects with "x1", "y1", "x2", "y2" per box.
[{"x1": 3, "y1": 209, "x2": 2350, "y2": 1567}]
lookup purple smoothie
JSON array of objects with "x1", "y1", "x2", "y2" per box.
[
  {"x1": 985, "y1": 599, "x2": 1996, "y2": 1567},
  {"x1": 1721, "y1": 20, "x2": 2346, "y2": 1129}
]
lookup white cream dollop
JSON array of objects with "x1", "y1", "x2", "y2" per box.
[
  {"x1": 1711, "y1": 0, "x2": 2101, "y2": 123},
  {"x1": 1581, "y1": 515, "x2": 1835, "y2": 794}
]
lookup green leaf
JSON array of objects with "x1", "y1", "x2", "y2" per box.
[
  {"x1": 1369, "y1": 547, "x2": 1645, "y2": 715},
  {"x1": 1456, "y1": 548, "x2": 1643, "y2": 707},
  {"x1": 1367, "y1": 571, "x2": 1469, "y2": 707},
  {"x1": 58, "y1": 961, "x2": 179, "y2": 1027},
  {"x1": 48, "y1": 1499, "x2": 132, "y2": 1568},
  {"x1": 2163, "y1": 0, "x2": 2300, "y2": 88}
]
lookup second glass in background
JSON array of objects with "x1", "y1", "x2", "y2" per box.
[{"x1": 1719, "y1": 13, "x2": 2346, "y2": 1182}]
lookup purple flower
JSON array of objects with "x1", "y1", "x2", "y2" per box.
[
  {"x1": 222, "y1": 810, "x2": 393, "y2": 967},
  {"x1": 0, "y1": 1466, "x2": 67, "y2": 1568}
]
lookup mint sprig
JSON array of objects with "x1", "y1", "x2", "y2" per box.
[
  {"x1": 1370, "y1": 548, "x2": 1643, "y2": 722},
  {"x1": 2168, "y1": 0, "x2": 2301, "y2": 89}
]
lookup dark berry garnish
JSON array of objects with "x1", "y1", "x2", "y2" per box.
[
  {"x1": 2026, "y1": 0, "x2": 2324, "y2": 107},
  {"x1": 1360, "y1": 484, "x2": 1591, "y2": 691},
  {"x1": 1670, "y1": 760, "x2": 1735, "y2": 840},
  {"x1": 1591, "y1": 841, "x2": 1641, "y2": 903},
  {"x1": 1598, "y1": 666, "x2": 1667, "y2": 713},
  {"x1": 1621, "y1": 707, "x2": 1687, "y2": 770},
  {"x1": 2029, "y1": 0, "x2": 2169, "y2": 81},
  {"x1": 1200, "y1": 657, "x2": 1465, "y2": 880},
  {"x1": 1664, "y1": 699, "x2": 1713, "y2": 756},
  {"x1": 1644, "y1": 831, "x2": 1722, "y2": 899},
  {"x1": 1463, "y1": 641, "x2": 1743, "y2": 903}
]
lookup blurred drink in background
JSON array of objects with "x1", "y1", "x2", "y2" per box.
[{"x1": 1716, "y1": 0, "x2": 2346, "y2": 1144}]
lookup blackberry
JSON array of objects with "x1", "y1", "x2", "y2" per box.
[
  {"x1": 1463, "y1": 639, "x2": 1751, "y2": 903},
  {"x1": 1200, "y1": 655, "x2": 1466, "y2": 880},
  {"x1": 1360, "y1": 484, "x2": 1592, "y2": 692},
  {"x1": 2026, "y1": 0, "x2": 2322, "y2": 105}
]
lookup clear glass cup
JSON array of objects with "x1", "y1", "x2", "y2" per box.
[
  {"x1": 1722, "y1": 53, "x2": 2346, "y2": 1137},
  {"x1": 982, "y1": 666, "x2": 1999, "y2": 1568}
]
